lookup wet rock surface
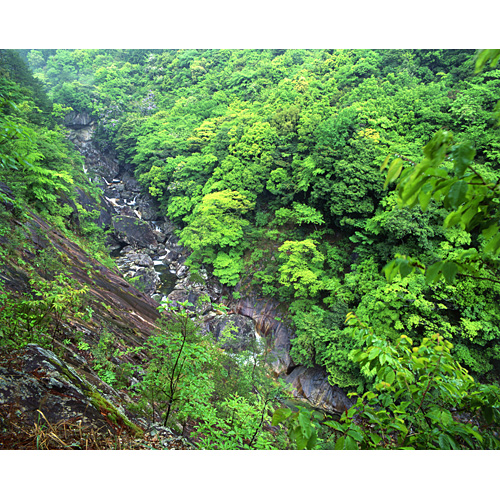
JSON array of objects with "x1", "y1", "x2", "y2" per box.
[
  {"x1": 232, "y1": 294, "x2": 352, "y2": 415},
  {"x1": 285, "y1": 366, "x2": 353, "y2": 415},
  {"x1": 75, "y1": 186, "x2": 114, "y2": 229},
  {"x1": 233, "y1": 294, "x2": 294, "y2": 376},
  {"x1": 12, "y1": 211, "x2": 162, "y2": 344},
  {"x1": 0, "y1": 345, "x2": 123, "y2": 433},
  {"x1": 112, "y1": 215, "x2": 158, "y2": 249},
  {"x1": 205, "y1": 314, "x2": 258, "y2": 352},
  {"x1": 0, "y1": 345, "x2": 195, "y2": 450}
]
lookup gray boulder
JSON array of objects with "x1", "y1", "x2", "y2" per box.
[
  {"x1": 64, "y1": 111, "x2": 94, "y2": 129},
  {"x1": 121, "y1": 172, "x2": 142, "y2": 193},
  {"x1": 206, "y1": 314, "x2": 259, "y2": 352},
  {"x1": 125, "y1": 267, "x2": 160, "y2": 296},
  {"x1": 136, "y1": 197, "x2": 160, "y2": 221},
  {"x1": 285, "y1": 366, "x2": 353, "y2": 415},
  {"x1": 112, "y1": 215, "x2": 158, "y2": 249},
  {"x1": 115, "y1": 252, "x2": 155, "y2": 269}
]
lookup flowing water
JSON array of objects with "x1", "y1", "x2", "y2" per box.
[{"x1": 154, "y1": 263, "x2": 178, "y2": 296}]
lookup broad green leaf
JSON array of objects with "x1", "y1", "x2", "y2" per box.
[
  {"x1": 484, "y1": 232, "x2": 500, "y2": 255},
  {"x1": 334, "y1": 436, "x2": 345, "y2": 450},
  {"x1": 400, "y1": 177, "x2": 429, "y2": 207},
  {"x1": 344, "y1": 435, "x2": 358, "y2": 450},
  {"x1": 380, "y1": 155, "x2": 391, "y2": 172},
  {"x1": 418, "y1": 186, "x2": 434, "y2": 211},
  {"x1": 425, "y1": 261, "x2": 444, "y2": 284},
  {"x1": 323, "y1": 420, "x2": 345, "y2": 432},
  {"x1": 482, "y1": 223, "x2": 498, "y2": 241},
  {"x1": 439, "y1": 410, "x2": 453, "y2": 426},
  {"x1": 306, "y1": 432, "x2": 318, "y2": 450},
  {"x1": 383, "y1": 259, "x2": 399, "y2": 282},
  {"x1": 438, "y1": 433, "x2": 452, "y2": 450},
  {"x1": 398, "y1": 259, "x2": 413, "y2": 278},
  {"x1": 441, "y1": 261, "x2": 458, "y2": 284},
  {"x1": 443, "y1": 210, "x2": 463, "y2": 228},
  {"x1": 389, "y1": 420, "x2": 408, "y2": 435},
  {"x1": 347, "y1": 429, "x2": 364, "y2": 442},
  {"x1": 465, "y1": 427, "x2": 484, "y2": 443},
  {"x1": 294, "y1": 431, "x2": 308, "y2": 450},
  {"x1": 475, "y1": 49, "x2": 500, "y2": 71},
  {"x1": 385, "y1": 368, "x2": 395, "y2": 385},
  {"x1": 452, "y1": 143, "x2": 475, "y2": 177},
  {"x1": 298, "y1": 411, "x2": 313, "y2": 439},
  {"x1": 272, "y1": 407, "x2": 292, "y2": 426},
  {"x1": 384, "y1": 158, "x2": 403, "y2": 189},
  {"x1": 446, "y1": 180, "x2": 469, "y2": 209},
  {"x1": 460, "y1": 203, "x2": 479, "y2": 227},
  {"x1": 426, "y1": 407, "x2": 442, "y2": 423},
  {"x1": 422, "y1": 129, "x2": 453, "y2": 164}
]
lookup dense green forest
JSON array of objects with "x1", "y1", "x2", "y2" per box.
[{"x1": 2, "y1": 48, "x2": 500, "y2": 450}]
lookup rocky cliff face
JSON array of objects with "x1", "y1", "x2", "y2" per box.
[{"x1": 0, "y1": 202, "x2": 165, "y2": 448}]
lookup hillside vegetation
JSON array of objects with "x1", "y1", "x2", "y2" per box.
[{"x1": 2, "y1": 48, "x2": 500, "y2": 449}]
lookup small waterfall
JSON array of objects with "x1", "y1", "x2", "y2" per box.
[{"x1": 128, "y1": 194, "x2": 139, "y2": 206}]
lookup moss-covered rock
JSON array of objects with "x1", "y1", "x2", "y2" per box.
[{"x1": 0, "y1": 344, "x2": 143, "y2": 439}]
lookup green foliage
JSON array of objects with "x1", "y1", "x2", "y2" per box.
[
  {"x1": 320, "y1": 314, "x2": 500, "y2": 449},
  {"x1": 1, "y1": 73, "x2": 89, "y2": 230},
  {"x1": 277, "y1": 239, "x2": 327, "y2": 299},
  {"x1": 274, "y1": 202, "x2": 325, "y2": 227},
  {"x1": 123, "y1": 299, "x2": 287, "y2": 448},
  {"x1": 272, "y1": 404, "x2": 324, "y2": 450},
  {"x1": 384, "y1": 128, "x2": 500, "y2": 265},
  {"x1": 194, "y1": 391, "x2": 286, "y2": 450},
  {"x1": 0, "y1": 270, "x2": 91, "y2": 349},
  {"x1": 129, "y1": 299, "x2": 215, "y2": 426},
  {"x1": 274, "y1": 312, "x2": 500, "y2": 450},
  {"x1": 179, "y1": 190, "x2": 254, "y2": 284},
  {"x1": 21, "y1": 49, "x2": 500, "y2": 440},
  {"x1": 0, "y1": 92, "x2": 37, "y2": 173},
  {"x1": 90, "y1": 327, "x2": 119, "y2": 386},
  {"x1": 288, "y1": 301, "x2": 364, "y2": 391}
]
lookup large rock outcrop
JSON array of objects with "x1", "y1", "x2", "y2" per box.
[
  {"x1": 233, "y1": 294, "x2": 294, "y2": 376},
  {"x1": 205, "y1": 313, "x2": 259, "y2": 352},
  {"x1": 112, "y1": 215, "x2": 158, "y2": 249},
  {"x1": 233, "y1": 293, "x2": 353, "y2": 415},
  {"x1": 284, "y1": 366, "x2": 352, "y2": 415},
  {"x1": 0, "y1": 344, "x2": 141, "y2": 437}
]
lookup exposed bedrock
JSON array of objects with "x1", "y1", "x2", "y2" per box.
[
  {"x1": 204, "y1": 313, "x2": 258, "y2": 352},
  {"x1": 233, "y1": 294, "x2": 294, "y2": 376},
  {"x1": 284, "y1": 366, "x2": 352, "y2": 414},
  {"x1": 232, "y1": 293, "x2": 352, "y2": 414},
  {"x1": 0, "y1": 344, "x2": 137, "y2": 435}
]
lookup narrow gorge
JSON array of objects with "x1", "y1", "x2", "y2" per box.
[{"x1": 67, "y1": 110, "x2": 353, "y2": 416}]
